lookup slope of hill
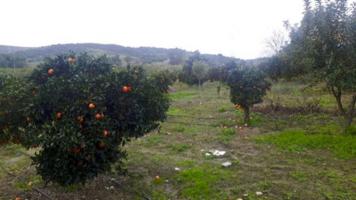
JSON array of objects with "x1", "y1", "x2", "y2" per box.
[
  {"x1": 0, "y1": 45, "x2": 30, "y2": 54},
  {"x1": 0, "y1": 43, "x2": 242, "y2": 67}
]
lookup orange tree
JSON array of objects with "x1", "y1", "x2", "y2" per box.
[
  {"x1": 0, "y1": 74, "x2": 32, "y2": 145},
  {"x1": 226, "y1": 67, "x2": 271, "y2": 124},
  {"x1": 8, "y1": 53, "x2": 170, "y2": 185},
  {"x1": 150, "y1": 70, "x2": 177, "y2": 93}
]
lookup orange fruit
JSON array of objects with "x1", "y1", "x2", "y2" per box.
[
  {"x1": 56, "y1": 112, "x2": 63, "y2": 120},
  {"x1": 88, "y1": 103, "x2": 96, "y2": 109},
  {"x1": 95, "y1": 113, "x2": 104, "y2": 120},
  {"x1": 77, "y1": 116, "x2": 84, "y2": 124},
  {"x1": 47, "y1": 68, "x2": 54, "y2": 76},
  {"x1": 103, "y1": 129, "x2": 110, "y2": 137},
  {"x1": 121, "y1": 85, "x2": 132, "y2": 93}
]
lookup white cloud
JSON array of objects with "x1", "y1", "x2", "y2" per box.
[{"x1": 0, "y1": 0, "x2": 305, "y2": 59}]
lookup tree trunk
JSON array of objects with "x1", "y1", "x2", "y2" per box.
[
  {"x1": 198, "y1": 79, "x2": 202, "y2": 104},
  {"x1": 243, "y1": 107, "x2": 250, "y2": 125},
  {"x1": 217, "y1": 82, "x2": 221, "y2": 96},
  {"x1": 345, "y1": 95, "x2": 356, "y2": 128},
  {"x1": 330, "y1": 86, "x2": 346, "y2": 115}
]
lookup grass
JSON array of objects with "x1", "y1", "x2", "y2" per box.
[
  {"x1": 217, "y1": 128, "x2": 236, "y2": 144},
  {"x1": 169, "y1": 91, "x2": 197, "y2": 101},
  {"x1": 174, "y1": 165, "x2": 232, "y2": 200},
  {"x1": 1, "y1": 80, "x2": 355, "y2": 200},
  {"x1": 168, "y1": 143, "x2": 191, "y2": 153},
  {"x1": 255, "y1": 129, "x2": 356, "y2": 159}
]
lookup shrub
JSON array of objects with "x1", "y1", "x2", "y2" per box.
[{"x1": 226, "y1": 68, "x2": 271, "y2": 124}]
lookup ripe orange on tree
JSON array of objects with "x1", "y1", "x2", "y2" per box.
[
  {"x1": 77, "y1": 116, "x2": 84, "y2": 124},
  {"x1": 121, "y1": 85, "x2": 132, "y2": 93},
  {"x1": 47, "y1": 68, "x2": 54, "y2": 76},
  {"x1": 88, "y1": 103, "x2": 96, "y2": 109},
  {"x1": 56, "y1": 112, "x2": 63, "y2": 120},
  {"x1": 95, "y1": 113, "x2": 104, "y2": 120},
  {"x1": 103, "y1": 129, "x2": 110, "y2": 137}
]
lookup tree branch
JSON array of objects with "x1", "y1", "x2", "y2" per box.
[{"x1": 330, "y1": 86, "x2": 346, "y2": 115}]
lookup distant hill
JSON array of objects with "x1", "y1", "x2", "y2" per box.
[
  {"x1": 0, "y1": 43, "x2": 243, "y2": 67},
  {"x1": 0, "y1": 45, "x2": 29, "y2": 54}
]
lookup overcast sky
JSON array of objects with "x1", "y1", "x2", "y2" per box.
[{"x1": 0, "y1": 0, "x2": 306, "y2": 59}]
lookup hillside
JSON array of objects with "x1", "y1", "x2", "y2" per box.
[
  {"x1": 0, "y1": 45, "x2": 29, "y2": 54},
  {"x1": 0, "y1": 43, "x2": 242, "y2": 67}
]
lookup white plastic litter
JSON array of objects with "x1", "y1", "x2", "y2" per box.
[
  {"x1": 221, "y1": 161, "x2": 232, "y2": 167},
  {"x1": 210, "y1": 150, "x2": 226, "y2": 156}
]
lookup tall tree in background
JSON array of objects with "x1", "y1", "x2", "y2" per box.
[
  {"x1": 192, "y1": 60, "x2": 209, "y2": 104},
  {"x1": 179, "y1": 51, "x2": 207, "y2": 86},
  {"x1": 286, "y1": 0, "x2": 356, "y2": 128},
  {"x1": 208, "y1": 61, "x2": 238, "y2": 95}
]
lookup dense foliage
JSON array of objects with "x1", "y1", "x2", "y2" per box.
[
  {"x1": 0, "y1": 53, "x2": 170, "y2": 185},
  {"x1": 282, "y1": 0, "x2": 356, "y2": 127},
  {"x1": 227, "y1": 67, "x2": 271, "y2": 124},
  {"x1": 150, "y1": 70, "x2": 177, "y2": 93},
  {"x1": 0, "y1": 75, "x2": 32, "y2": 145}
]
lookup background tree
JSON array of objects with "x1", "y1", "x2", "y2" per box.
[
  {"x1": 0, "y1": 54, "x2": 26, "y2": 68},
  {"x1": 107, "y1": 55, "x2": 122, "y2": 67},
  {"x1": 192, "y1": 60, "x2": 209, "y2": 104},
  {"x1": 150, "y1": 70, "x2": 177, "y2": 93},
  {"x1": 179, "y1": 51, "x2": 204, "y2": 85},
  {"x1": 208, "y1": 61, "x2": 238, "y2": 95},
  {"x1": 168, "y1": 48, "x2": 185, "y2": 65},
  {"x1": 227, "y1": 68, "x2": 271, "y2": 124},
  {"x1": 284, "y1": 0, "x2": 356, "y2": 128}
]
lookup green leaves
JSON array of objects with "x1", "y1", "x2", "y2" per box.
[
  {"x1": 2, "y1": 53, "x2": 170, "y2": 185},
  {"x1": 227, "y1": 68, "x2": 271, "y2": 108}
]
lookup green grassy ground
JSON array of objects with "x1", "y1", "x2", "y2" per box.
[{"x1": 0, "y1": 81, "x2": 355, "y2": 200}]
